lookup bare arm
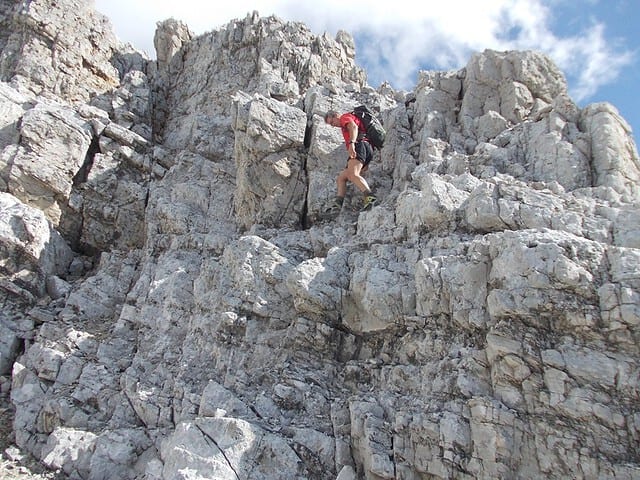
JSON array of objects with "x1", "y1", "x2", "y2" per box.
[{"x1": 345, "y1": 120, "x2": 358, "y2": 158}]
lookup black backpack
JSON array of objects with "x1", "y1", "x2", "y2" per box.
[{"x1": 351, "y1": 105, "x2": 386, "y2": 150}]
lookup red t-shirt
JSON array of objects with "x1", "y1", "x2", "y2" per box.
[{"x1": 339, "y1": 113, "x2": 366, "y2": 146}]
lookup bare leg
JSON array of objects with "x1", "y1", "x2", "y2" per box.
[
  {"x1": 344, "y1": 158, "x2": 371, "y2": 193},
  {"x1": 337, "y1": 168, "x2": 349, "y2": 198}
]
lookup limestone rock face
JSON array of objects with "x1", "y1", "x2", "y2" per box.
[
  {"x1": 0, "y1": 192, "x2": 72, "y2": 294},
  {"x1": 0, "y1": 0, "x2": 153, "y2": 253},
  {"x1": 0, "y1": 0, "x2": 145, "y2": 102},
  {"x1": 154, "y1": 11, "x2": 365, "y2": 157},
  {"x1": 0, "y1": 191, "x2": 72, "y2": 376},
  {"x1": 1, "y1": 2, "x2": 639, "y2": 480},
  {"x1": 232, "y1": 92, "x2": 308, "y2": 230}
]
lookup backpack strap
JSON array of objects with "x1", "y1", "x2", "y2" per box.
[{"x1": 350, "y1": 110, "x2": 368, "y2": 141}]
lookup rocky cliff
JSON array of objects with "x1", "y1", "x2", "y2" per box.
[{"x1": 1, "y1": 1, "x2": 639, "y2": 479}]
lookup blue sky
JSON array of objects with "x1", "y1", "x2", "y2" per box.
[
  {"x1": 95, "y1": 0, "x2": 639, "y2": 147},
  {"x1": 545, "y1": 1, "x2": 639, "y2": 144}
]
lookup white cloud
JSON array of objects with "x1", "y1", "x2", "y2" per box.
[
  {"x1": 94, "y1": 0, "x2": 634, "y2": 100},
  {"x1": 544, "y1": 23, "x2": 635, "y2": 100}
]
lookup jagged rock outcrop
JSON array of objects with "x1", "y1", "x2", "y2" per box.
[
  {"x1": 0, "y1": 0, "x2": 145, "y2": 102},
  {"x1": 0, "y1": 0, "x2": 153, "y2": 254},
  {"x1": 1, "y1": 1, "x2": 639, "y2": 479}
]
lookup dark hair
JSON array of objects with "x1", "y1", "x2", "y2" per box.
[{"x1": 324, "y1": 110, "x2": 338, "y2": 121}]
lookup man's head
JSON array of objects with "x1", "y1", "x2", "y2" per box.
[{"x1": 324, "y1": 110, "x2": 340, "y2": 127}]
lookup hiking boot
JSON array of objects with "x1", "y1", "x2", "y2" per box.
[
  {"x1": 361, "y1": 194, "x2": 377, "y2": 211},
  {"x1": 323, "y1": 197, "x2": 344, "y2": 217},
  {"x1": 323, "y1": 204, "x2": 340, "y2": 216}
]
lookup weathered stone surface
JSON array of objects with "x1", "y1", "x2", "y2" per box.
[
  {"x1": 0, "y1": 0, "x2": 145, "y2": 102},
  {"x1": 396, "y1": 172, "x2": 469, "y2": 236},
  {"x1": 286, "y1": 247, "x2": 350, "y2": 321},
  {"x1": 0, "y1": 192, "x2": 73, "y2": 296},
  {"x1": 233, "y1": 92, "x2": 308, "y2": 230},
  {"x1": 0, "y1": 82, "x2": 31, "y2": 156},
  {"x1": 3, "y1": 100, "x2": 94, "y2": 222},
  {"x1": 41, "y1": 427, "x2": 97, "y2": 477},
  {"x1": 461, "y1": 49, "x2": 567, "y2": 126},
  {"x1": 580, "y1": 102, "x2": 640, "y2": 201},
  {"x1": 156, "y1": 12, "x2": 365, "y2": 158},
  {"x1": 1, "y1": 2, "x2": 639, "y2": 480},
  {"x1": 161, "y1": 417, "x2": 303, "y2": 479},
  {"x1": 0, "y1": 321, "x2": 22, "y2": 375}
]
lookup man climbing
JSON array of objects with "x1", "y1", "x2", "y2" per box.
[{"x1": 323, "y1": 110, "x2": 377, "y2": 214}]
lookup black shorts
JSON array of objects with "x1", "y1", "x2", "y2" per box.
[{"x1": 353, "y1": 141, "x2": 373, "y2": 167}]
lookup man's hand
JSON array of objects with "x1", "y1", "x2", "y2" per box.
[{"x1": 348, "y1": 143, "x2": 356, "y2": 159}]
